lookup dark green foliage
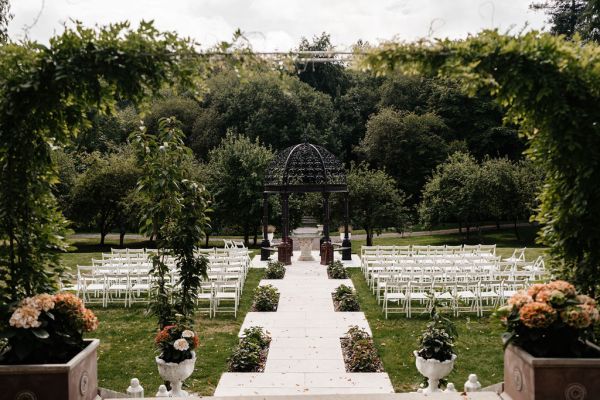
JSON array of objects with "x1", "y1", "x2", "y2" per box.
[
  {"x1": 342, "y1": 326, "x2": 383, "y2": 372},
  {"x1": 132, "y1": 117, "x2": 210, "y2": 328},
  {"x1": 327, "y1": 261, "x2": 348, "y2": 279},
  {"x1": 68, "y1": 146, "x2": 141, "y2": 246},
  {"x1": 333, "y1": 284, "x2": 354, "y2": 301},
  {"x1": 531, "y1": 0, "x2": 600, "y2": 42},
  {"x1": 347, "y1": 163, "x2": 410, "y2": 246},
  {"x1": 228, "y1": 326, "x2": 271, "y2": 372},
  {"x1": 333, "y1": 284, "x2": 361, "y2": 311},
  {"x1": 365, "y1": 31, "x2": 600, "y2": 294},
  {"x1": 0, "y1": 0, "x2": 11, "y2": 43},
  {"x1": 0, "y1": 21, "x2": 194, "y2": 309},
  {"x1": 205, "y1": 134, "x2": 273, "y2": 245},
  {"x1": 191, "y1": 71, "x2": 339, "y2": 158},
  {"x1": 296, "y1": 32, "x2": 350, "y2": 98},
  {"x1": 252, "y1": 284, "x2": 280, "y2": 312},
  {"x1": 264, "y1": 261, "x2": 286, "y2": 279}
]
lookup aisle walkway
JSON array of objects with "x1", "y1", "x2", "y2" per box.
[{"x1": 215, "y1": 253, "x2": 394, "y2": 396}]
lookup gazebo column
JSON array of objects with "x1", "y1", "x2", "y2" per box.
[
  {"x1": 278, "y1": 192, "x2": 292, "y2": 265},
  {"x1": 342, "y1": 192, "x2": 352, "y2": 261},
  {"x1": 260, "y1": 193, "x2": 271, "y2": 261},
  {"x1": 320, "y1": 192, "x2": 334, "y2": 265}
]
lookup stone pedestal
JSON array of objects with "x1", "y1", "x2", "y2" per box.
[
  {"x1": 320, "y1": 241, "x2": 334, "y2": 265},
  {"x1": 297, "y1": 237, "x2": 315, "y2": 261}
]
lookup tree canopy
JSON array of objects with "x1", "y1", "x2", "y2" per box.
[{"x1": 361, "y1": 29, "x2": 600, "y2": 295}]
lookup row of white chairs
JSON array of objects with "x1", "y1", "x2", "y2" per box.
[
  {"x1": 382, "y1": 278, "x2": 531, "y2": 318},
  {"x1": 73, "y1": 247, "x2": 251, "y2": 317},
  {"x1": 361, "y1": 244, "x2": 497, "y2": 258}
]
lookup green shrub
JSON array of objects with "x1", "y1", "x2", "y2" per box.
[
  {"x1": 252, "y1": 284, "x2": 280, "y2": 311},
  {"x1": 228, "y1": 340, "x2": 262, "y2": 372},
  {"x1": 333, "y1": 284, "x2": 361, "y2": 311},
  {"x1": 265, "y1": 261, "x2": 286, "y2": 279},
  {"x1": 327, "y1": 260, "x2": 348, "y2": 279},
  {"x1": 333, "y1": 284, "x2": 354, "y2": 301},
  {"x1": 338, "y1": 294, "x2": 361, "y2": 311},
  {"x1": 342, "y1": 326, "x2": 382, "y2": 372},
  {"x1": 242, "y1": 326, "x2": 271, "y2": 349},
  {"x1": 228, "y1": 326, "x2": 271, "y2": 372}
]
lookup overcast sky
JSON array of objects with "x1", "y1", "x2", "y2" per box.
[{"x1": 8, "y1": 0, "x2": 548, "y2": 51}]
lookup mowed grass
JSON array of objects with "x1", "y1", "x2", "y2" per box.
[
  {"x1": 348, "y1": 269, "x2": 505, "y2": 392},
  {"x1": 84, "y1": 269, "x2": 262, "y2": 396}
]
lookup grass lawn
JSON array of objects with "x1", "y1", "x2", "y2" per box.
[
  {"x1": 348, "y1": 268, "x2": 505, "y2": 392},
  {"x1": 84, "y1": 269, "x2": 262, "y2": 396}
]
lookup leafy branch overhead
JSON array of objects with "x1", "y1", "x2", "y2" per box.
[{"x1": 360, "y1": 30, "x2": 600, "y2": 295}]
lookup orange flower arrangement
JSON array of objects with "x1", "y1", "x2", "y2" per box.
[
  {"x1": 155, "y1": 324, "x2": 198, "y2": 363},
  {"x1": 3, "y1": 293, "x2": 99, "y2": 364},
  {"x1": 498, "y1": 280, "x2": 600, "y2": 357}
]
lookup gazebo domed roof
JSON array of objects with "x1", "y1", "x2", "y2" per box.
[{"x1": 264, "y1": 142, "x2": 347, "y2": 193}]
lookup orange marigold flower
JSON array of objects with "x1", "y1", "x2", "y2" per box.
[
  {"x1": 581, "y1": 304, "x2": 600, "y2": 324},
  {"x1": 82, "y1": 308, "x2": 99, "y2": 332},
  {"x1": 192, "y1": 335, "x2": 199, "y2": 349},
  {"x1": 508, "y1": 291, "x2": 533, "y2": 308},
  {"x1": 547, "y1": 280, "x2": 576, "y2": 297},
  {"x1": 527, "y1": 283, "x2": 548, "y2": 299},
  {"x1": 576, "y1": 295, "x2": 597, "y2": 307},
  {"x1": 519, "y1": 302, "x2": 557, "y2": 329},
  {"x1": 155, "y1": 327, "x2": 171, "y2": 344}
]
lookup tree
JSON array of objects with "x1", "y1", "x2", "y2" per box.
[
  {"x1": 362, "y1": 31, "x2": 600, "y2": 294},
  {"x1": 0, "y1": 21, "x2": 196, "y2": 306},
  {"x1": 296, "y1": 32, "x2": 350, "y2": 98},
  {"x1": 75, "y1": 105, "x2": 140, "y2": 152},
  {"x1": 361, "y1": 109, "x2": 449, "y2": 202},
  {"x1": 419, "y1": 152, "x2": 485, "y2": 238},
  {"x1": 205, "y1": 133, "x2": 274, "y2": 245},
  {"x1": 190, "y1": 71, "x2": 338, "y2": 159},
  {"x1": 348, "y1": 163, "x2": 409, "y2": 246},
  {"x1": 334, "y1": 71, "x2": 382, "y2": 163},
  {"x1": 144, "y1": 95, "x2": 202, "y2": 144},
  {"x1": 0, "y1": 0, "x2": 11, "y2": 43},
  {"x1": 531, "y1": 0, "x2": 600, "y2": 42},
  {"x1": 68, "y1": 147, "x2": 140, "y2": 246},
  {"x1": 131, "y1": 117, "x2": 210, "y2": 327}
]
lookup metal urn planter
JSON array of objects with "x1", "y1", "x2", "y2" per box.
[
  {"x1": 0, "y1": 339, "x2": 99, "y2": 400},
  {"x1": 503, "y1": 344, "x2": 600, "y2": 400}
]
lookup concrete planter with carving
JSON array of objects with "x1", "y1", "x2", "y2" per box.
[
  {"x1": 156, "y1": 351, "x2": 196, "y2": 397},
  {"x1": 504, "y1": 343, "x2": 600, "y2": 400},
  {"x1": 414, "y1": 351, "x2": 456, "y2": 394},
  {"x1": 0, "y1": 339, "x2": 99, "y2": 400}
]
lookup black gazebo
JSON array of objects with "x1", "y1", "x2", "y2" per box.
[{"x1": 261, "y1": 142, "x2": 351, "y2": 265}]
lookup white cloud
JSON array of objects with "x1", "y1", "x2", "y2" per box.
[{"x1": 7, "y1": 0, "x2": 548, "y2": 50}]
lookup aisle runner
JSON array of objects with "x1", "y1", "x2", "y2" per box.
[{"x1": 215, "y1": 253, "x2": 394, "y2": 396}]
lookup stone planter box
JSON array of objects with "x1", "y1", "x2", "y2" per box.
[
  {"x1": 0, "y1": 339, "x2": 99, "y2": 400},
  {"x1": 503, "y1": 343, "x2": 600, "y2": 400}
]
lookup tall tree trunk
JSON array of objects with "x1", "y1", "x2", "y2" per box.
[
  {"x1": 477, "y1": 223, "x2": 483, "y2": 242},
  {"x1": 243, "y1": 224, "x2": 250, "y2": 247},
  {"x1": 100, "y1": 230, "x2": 107, "y2": 246},
  {"x1": 366, "y1": 228, "x2": 373, "y2": 246},
  {"x1": 514, "y1": 219, "x2": 521, "y2": 242},
  {"x1": 205, "y1": 233, "x2": 210, "y2": 248},
  {"x1": 466, "y1": 225, "x2": 470, "y2": 240},
  {"x1": 119, "y1": 230, "x2": 125, "y2": 247},
  {"x1": 253, "y1": 227, "x2": 258, "y2": 246},
  {"x1": 458, "y1": 221, "x2": 463, "y2": 235}
]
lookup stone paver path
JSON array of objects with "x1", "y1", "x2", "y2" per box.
[{"x1": 215, "y1": 253, "x2": 394, "y2": 396}]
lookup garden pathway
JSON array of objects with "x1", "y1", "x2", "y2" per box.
[{"x1": 214, "y1": 252, "x2": 394, "y2": 396}]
